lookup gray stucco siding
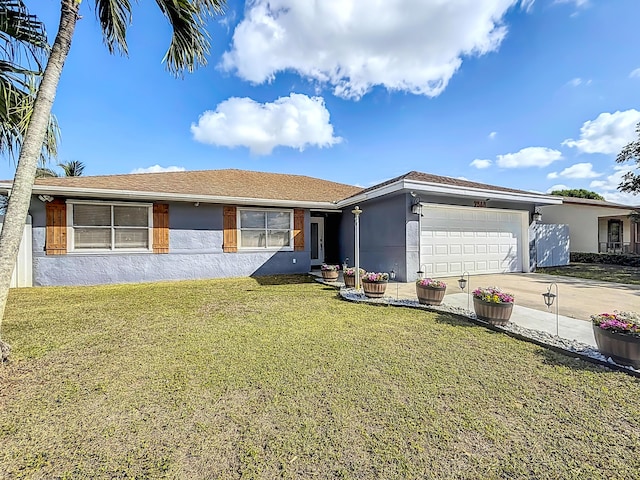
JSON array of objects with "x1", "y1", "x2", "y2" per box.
[
  {"x1": 29, "y1": 198, "x2": 310, "y2": 286},
  {"x1": 340, "y1": 194, "x2": 409, "y2": 280},
  {"x1": 340, "y1": 193, "x2": 537, "y2": 282}
]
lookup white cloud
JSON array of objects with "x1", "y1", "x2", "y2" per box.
[
  {"x1": 470, "y1": 159, "x2": 492, "y2": 169},
  {"x1": 222, "y1": 0, "x2": 532, "y2": 99},
  {"x1": 546, "y1": 162, "x2": 601, "y2": 180},
  {"x1": 589, "y1": 165, "x2": 640, "y2": 205},
  {"x1": 589, "y1": 165, "x2": 633, "y2": 191},
  {"x1": 599, "y1": 191, "x2": 639, "y2": 205},
  {"x1": 495, "y1": 147, "x2": 563, "y2": 168},
  {"x1": 629, "y1": 68, "x2": 640, "y2": 79},
  {"x1": 554, "y1": 0, "x2": 589, "y2": 8},
  {"x1": 488, "y1": 131, "x2": 497, "y2": 140},
  {"x1": 566, "y1": 77, "x2": 591, "y2": 87},
  {"x1": 191, "y1": 93, "x2": 341, "y2": 155},
  {"x1": 546, "y1": 184, "x2": 569, "y2": 193},
  {"x1": 131, "y1": 165, "x2": 186, "y2": 174},
  {"x1": 562, "y1": 109, "x2": 640, "y2": 154}
]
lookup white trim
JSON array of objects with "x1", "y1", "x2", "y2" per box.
[
  {"x1": 66, "y1": 199, "x2": 154, "y2": 253},
  {"x1": 237, "y1": 207, "x2": 294, "y2": 251},
  {"x1": 0, "y1": 182, "x2": 341, "y2": 210},
  {"x1": 337, "y1": 179, "x2": 563, "y2": 208}
]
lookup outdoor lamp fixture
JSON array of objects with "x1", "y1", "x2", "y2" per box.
[
  {"x1": 343, "y1": 258, "x2": 349, "y2": 271},
  {"x1": 410, "y1": 192, "x2": 422, "y2": 215},
  {"x1": 542, "y1": 283, "x2": 559, "y2": 336},
  {"x1": 458, "y1": 271, "x2": 471, "y2": 311},
  {"x1": 352, "y1": 206, "x2": 363, "y2": 291},
  {"x1": 533, "y1": 209, "x2": 543, "y2": 223},
  {"x1": 390, "y1": 270, "x2": 396, "y2": 280}
]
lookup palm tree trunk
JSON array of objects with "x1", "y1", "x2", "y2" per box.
[{"x1": 0, "y1": 0, "x2": 80, "y2": 361}]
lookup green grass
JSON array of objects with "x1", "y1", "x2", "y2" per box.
[
  {"x1": 1, "y1": 275, "x2": 640, "y2": 479},
  {"x1": 537, "y1": 263, "x2": 640, "y2": 285}
]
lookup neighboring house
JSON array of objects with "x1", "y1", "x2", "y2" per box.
[
  {"x1": 0, "y1": 169, "x2": 562, "y2": 286},
  {"x1": 541, "y1": 197, "x2": 639, "y2": 255}
]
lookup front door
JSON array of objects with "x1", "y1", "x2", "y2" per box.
[{"x1": 310, "y1": 217, "x2": 325, "y2": 266}]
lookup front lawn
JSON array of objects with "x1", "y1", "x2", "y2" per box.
[
  {"x1": 1, "y1": 276, "x2": 639, "y2": 478},
  {"x1": 537, "y1": 263, "x2": 640, "y2": 285}
]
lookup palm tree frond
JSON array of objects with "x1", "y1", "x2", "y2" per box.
[
  {"x1": 94, "y1": 0, "x2": 132, "y2": 56},
  {"x1": 154, "y1": 0, "x2": 224, "y2": 75},
  {"x1": 58, "y1": 160, "x2": 85, "y2": 176}
]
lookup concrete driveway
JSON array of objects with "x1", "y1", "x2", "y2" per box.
[{"x1": 394, "y1": 273, "x2": 640, "y2": 322}]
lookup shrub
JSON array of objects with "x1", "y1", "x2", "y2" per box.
[{"x1": 570, "y1": 252, "x2": 640, "y2": 267}]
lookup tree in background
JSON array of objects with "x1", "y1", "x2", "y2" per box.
[
  {"x1": 617, "y1": 121, "x2": 640, "y2": 224},
  {"x1": 550, "y1": 189, "x2": 605, "y2": 201},
  {"x1": 0, "y1": 0, "x2": 226, "y2": 361},
  {"x1": 58, "y1": 159, "x2": 84, "y2": 177}
]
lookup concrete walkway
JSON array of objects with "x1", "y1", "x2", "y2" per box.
[{"x1": 320, "y1": 272, "x2": 640, "y2": 349}]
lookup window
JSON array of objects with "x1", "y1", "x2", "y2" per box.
[
  {"x1": 68, "y1": 201, "x2": 152, "y2": 251},
  {"x1": 238, "y1": 208, "x2": 293, "y2": 249}
]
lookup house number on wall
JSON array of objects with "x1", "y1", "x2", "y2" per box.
[{"x1": 473, "y1": 200, "x2": 487, "y2": 208}]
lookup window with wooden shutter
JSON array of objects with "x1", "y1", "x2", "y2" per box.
[
  {"x1": 45, "y1": 199, "x2": 67, "y2": 255},
  {"x1": 293, "y1": 209, "x2": 304, "y2": 251},
  {"x1": 152, "y1": 203, "x2": 169, "y2": 253},
  {"x1": 223, "y1": 206, "x2": 237, "y2": 252}
]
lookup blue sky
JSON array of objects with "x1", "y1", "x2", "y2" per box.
[{"x1": 8, "y1": 0, "x2": 640, "y2": 204}]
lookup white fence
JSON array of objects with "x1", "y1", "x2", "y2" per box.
[
  {"x1": 529, "y1": 223, "x2": 570, "y2": 270},
  {"x1": 0, "y1": 215, "x2": 33, "y2": 288}
]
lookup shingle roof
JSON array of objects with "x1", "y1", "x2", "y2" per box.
[
  {"x1": 29, "y1": 169, "x2": 363, "y2": 203},
  {"x1": 342, "y1": 170, "x2": 548, "y2": 200},
  {"x1": 558, "y1": 196, "x2": 639, "y2": 209}
]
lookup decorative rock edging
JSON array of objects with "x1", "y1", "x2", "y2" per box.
[{"x1": 331, "y1": 283, "x2": 640, "y2": 378}]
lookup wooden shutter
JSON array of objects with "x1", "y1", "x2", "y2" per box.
[
  {"x1": 152, "y1": 203, "x2": 169, "y2": 253},
  {"x1": 293, "y1": 209, "x2": 304, "y2": 251},
  {"x1": 223, "y1": 206, "x2": 237, "y2": 253},
  {"x1": 45, "y1": 198, "x2": 67, "y2": 255}
]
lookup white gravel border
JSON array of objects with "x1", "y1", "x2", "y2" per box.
[{"x1": 337, "y1": 285, "x2": 640, "y2": 376}]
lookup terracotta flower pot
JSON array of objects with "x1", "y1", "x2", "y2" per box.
[
  {"x1": 321, "y1": 270, "x2": 339, "y2": 281},
  {"x1": 593, "y1": 325, "x2": 640, "y2": 368},
  {"x1": 362, "y1": 280, "x2": 388, "y2": 298},
  {"x1": 416, "y1": 284, "x2": 446, "y2": 305},
  {"x1": 473, "y1": 297, "x2": 513, "y2": 325}
]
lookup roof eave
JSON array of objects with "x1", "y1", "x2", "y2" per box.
[
  {"x1": 0, "y1": 183, "x2": 342, "y2": 210},
  {"x1": 335, "y1": 179, "x2": 563, "y2": 207}
]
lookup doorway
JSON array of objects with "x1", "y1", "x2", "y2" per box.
[{"x1": 310, "y1": 217, "x2": 325, "y2": 266}]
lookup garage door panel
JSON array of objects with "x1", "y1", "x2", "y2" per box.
[{"x1": 420, "y1": 205, "x2": 523, "y2": 276}]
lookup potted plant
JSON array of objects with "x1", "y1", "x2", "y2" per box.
[
  {"x1": 361, "y1": 272, "x2": 389, "y2": 298},
  {"x1": 343, "y1": 267, "x2": 365, "y2": 288},
  {"x1": 415, "y1": 278, "x2": 447, "y2": 305},
  {"x1": 320, "y1": 264, "x2": 340, "y2": 281},
  {"x1": 591, "y1": 312, "x2": 640, "y2": 368},
  {"x1": 472, "y1": 286, "x2": 514, "y2": 325}
]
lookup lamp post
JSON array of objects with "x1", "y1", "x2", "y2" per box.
[
  {"x1": 458, "y1": 271, "x2": 470, "y2": 311},
  {"x1": 542, "y1": 283, "x2": 559, "y2": 336},
  {"x1": 352, "y1": 206, "x2": 362, "y2": 291}
]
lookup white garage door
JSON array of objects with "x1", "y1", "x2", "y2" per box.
[{"x1": 420, "y1": 204, "x2": 525, "y2": 276}]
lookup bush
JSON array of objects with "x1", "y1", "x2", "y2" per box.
[{"x1": 570, "y1": 252, "x2": 640, "y2": 267}]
